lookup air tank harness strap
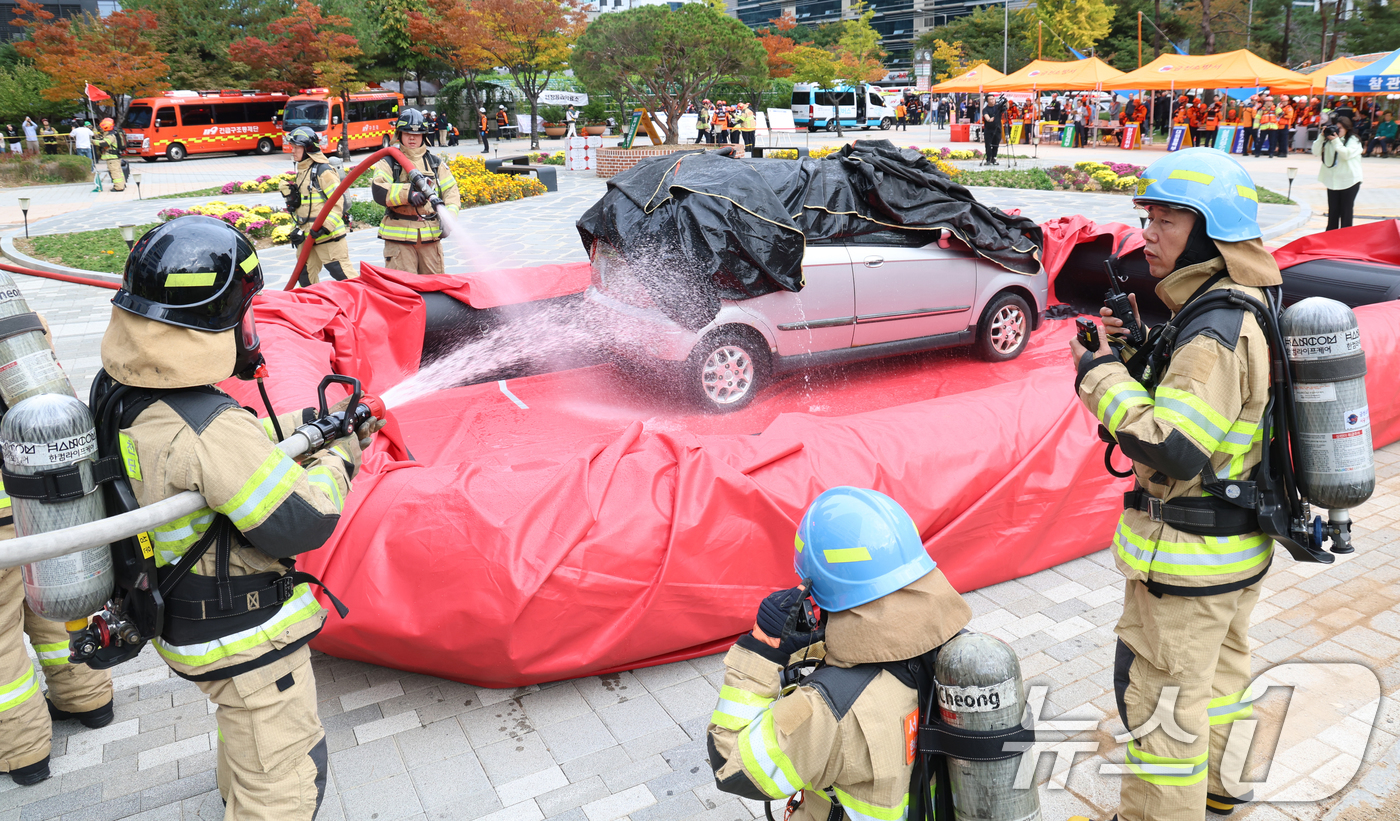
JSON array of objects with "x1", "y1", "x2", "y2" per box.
[
  {"x1": 917, "y1": 719, "x2": 1037, "y2": 762},
  {"x1": 1123, "y1": 488, "x2": 1259, "y2": 537},
  {"x1": 0, "y1": 312, "x2": 46, "y2": 342},
  {"x1": 162, "y1": 569, "x2": 349, "y2": 621},
  {"x1": 2, "y1": 457, "x2": 125, "y2": 502}
]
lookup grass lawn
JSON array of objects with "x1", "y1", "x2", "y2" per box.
[{"x1": 16, "y1": 223, "x2": 159, "y2": 274}]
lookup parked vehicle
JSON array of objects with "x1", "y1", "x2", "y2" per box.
[
  {"x1": 585, "y1": 233, "x2": 1049, "y2": 412},
  {"x1": 121, "y1": 90, "x2": 288, "y2": 162},
  {"x1": 281, "y1": 89, "x2": 404, "y2": 155},
  {"x1": 791, "y1": 83, "x2": 896, "y2": 132}
]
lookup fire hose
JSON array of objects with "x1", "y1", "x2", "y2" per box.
[
  {"x1": 0, "y1": 262, "x2": 120, "y2": 291},
  {"x1": 0, "y1": 382, "x2": 384, "y2": 570},
  {"x1": 285, "y1": 146, "x2": 452, "y2": 291}
]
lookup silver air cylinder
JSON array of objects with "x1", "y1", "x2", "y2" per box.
[
  {"x1": 0, "y1": 269, "x2": 76, "y2": 404},
  {"x1": 3, "y1": 394, "x2": 113, "y2": 621},
  {"x1": 936, "y1": 632, "x2": 1040, "y2": 821},
  {"x1": 1282, "y1": 297, "x2": 1374, "y2": 553}
]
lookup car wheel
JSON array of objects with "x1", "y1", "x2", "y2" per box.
[
  {"x1": 381, "y1": 135, "x2": 391, "y2": 150},
  {"x1": 685, "y1": 330, "x2": 768, "y2": 412},
  {"x1": 256, "y1": 138, "x2": 274, "y2": 155},
  {"x1": 141, "y1": 156, "x2": 158, "y2": 163},
  {"x1": 975, "y1": 292, "x2": 1032, "y2": 362},
  {"x1": 165, "y1": 143, "x2": 186, "y2": 162},
  {"x1": 880, "y1": 117, "x2": 893, "y2": 130},
  {"x1": 824, "y1": 119, "x2": 836, "y2": 132}
]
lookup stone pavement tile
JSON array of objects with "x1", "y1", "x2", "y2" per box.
[
  {"x1": 420, "y1": 792, "x2": 504, "y2": 821},
  {"x1": 340, "y1": 771, "x2": 423, "y2": 821},
  {"x1": 50, "y1": 790, "x2": 140, "y2": 821},
  {"x1": 1042, "y1": 599, "x2": 1092, "y2": 623},
  {"x1": 537, "y1": 713, "x2": 617, "y2": 763},
  {"x1": 353, "y1": 708, "x2": 421, "y2": 744},
  {"x1": 137, "y1": 770, "x2": 216, "y2": 811},
  {"x1": 340, "y1": 680, "x2": 405, "y2": 713},
  {"x1": 581, "y1": 785, "x2": 655, "y2": 821},
  {"x1": 643, "y1": 758, "x2": 712, "y2": 802},
  {"x1": 177, "y1": 789, "x2": 223, "y2": 820},
  {"x1": 1004, "y1": 592, "x2": 1056, "y2": 619},
  {"x1": 630, "y1": 791, "x2": 706, "y2": 821},
  {"x1": 535, "y1": 776, "x2": 609, "y2": 817},
  {"x1": 397, "y1": 717, "x2": 474, "y2": 770},
  {"x1": 598, "y1": 755, "x2": 671, "y2": 793},
  {"x1": 560, "y1": 746, "x2": 632, "y2": 784},
  {"x1": 101, "y1": 725, "x2": 174, "y2": 763},
  {"x1": 177, "y1": 749, "x2": 216, "y2": 780},
  {"x1": 478, "y1": 733, "x2": 557, "y2": 787},
  {"x1": 497, "y1": 766, "x2": 569, "y2": 807},
  {"x1": 477, "y1": 800, "x2": 544, "y2": 821},
  {"x1": 136, "y1": 733, "x2": 208, "y2": 771},
  {"x1": 15, "y1": 783, "x2": 103, "y2": 821},
  {"x1": 330, "y1": 737, "x2": 405, "y2": 790},
  {"x1": 651, "y1": 677, "x2": 719, "y2": 724},
  {"x1": 622, "y1": 725, "x2": 690, "y2": 760},
  {"x1": 416, "y1": 683, "x2": 489, "y2": 725},
  {"x1": 1333, "y1": 626, "x2": 1400, "y2": 662},
  {"x1": 1256, "y1": 636, "x2": 1307, "y2": 664},
  {"x1": 631, "y1": 662, "x2": 700, "y2": 694},
  {"x1": 596, "y1": 696, "x2": 675, "y2": 745},
  {"x1": 520, "y1": 683, "x2": 592, "y2": 729},
  {"x1": 575, "y1": 673, "x2": 642, "y2": 711},
  {"x1": 461, "y1": 699, "x2": 536, "y2": 748}
]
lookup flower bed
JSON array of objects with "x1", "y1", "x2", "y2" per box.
[
  {"x1": 157, "y1": 202, "x2": 295, "y2": 244},
  {"x1": 445, "y1": 155, "x2": 548, "y2": 205},
  {"x1": 528, "y1": 151, "x2": 565, "y2": 166}
]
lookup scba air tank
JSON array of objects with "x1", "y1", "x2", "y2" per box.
[
  {"x1": 3, "y1": 394, "x2": 113, "y2": 621},
  {"x1": 1282, "y1": 297, "x2": 1374, "y2": 551},
  {"x1": 0, "y1": 269, "x2": 76, "y2": 405},
  {"x1": 936, "y1": 632, "x2": 1040, "y2": 821}
]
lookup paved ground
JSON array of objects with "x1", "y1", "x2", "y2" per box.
[{"x1": 0, "y1": 130, "x2": 1397, "y2": 821}]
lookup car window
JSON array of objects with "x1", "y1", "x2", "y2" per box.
[
  {"x1": 155, "y1": 107, "x2": 176, "y2": 127},
  {"x1": 845, "y1": 229, "x2": 934, "y2": 247},
  {"x1": 180, "y1": 104, "x2": 214, "y2": 127}
]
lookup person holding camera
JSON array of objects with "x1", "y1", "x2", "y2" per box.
[
  {"x1": 706, "y1": 487, "x2": 972, "y2": 821},
  {"x1": 1314, "y1": 116, "x2": 1362, "y2": 231}
]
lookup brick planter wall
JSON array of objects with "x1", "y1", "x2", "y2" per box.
[{"x1": 595, "y1": 146, "x2": 699, "y2": 179}]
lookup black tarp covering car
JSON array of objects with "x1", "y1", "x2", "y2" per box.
[{"x1": 575, "y1": 140, "x2": 1045, "y2": 329}]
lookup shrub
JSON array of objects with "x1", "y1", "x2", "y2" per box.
[
  {"x1": 348, "y1": 200, "x2": 384, "y2": 226},
  {"x1": 956, "y1": 168, "x2": 1055, "y2": 190},
  {"x1": 0, "y1": 152, "x2": 95, "y2": 185}
]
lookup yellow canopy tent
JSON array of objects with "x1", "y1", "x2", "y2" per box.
[
  {"x1": 1271, "y1": 55, "x2": 1379, "y2": 96},
  {"x1": 928, "y1": 63, "x2": 1007, "y2": 93},
  {"x1": 981, "y1": 57, "x2": 1126, "y2": 92},
  {"x1": 1102, "y1": 49, "x2": 1309, "y2": 91}
]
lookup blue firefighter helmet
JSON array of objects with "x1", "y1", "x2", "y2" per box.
[
  {"x1": 794, "y1": 487, "x2": 936, "y2": 612},
  {"x1": 1132, "y1": 147, "x2": 1262, "y2": 242}
]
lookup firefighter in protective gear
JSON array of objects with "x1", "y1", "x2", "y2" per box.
[
  {"x1": 280, "y1": 126, "x2": 352, "y2": 285},
  {"x1": 0, "y1": 328, "x2": 115, "y2": 785},
  {"x1": 95, "y1": 118, "x2": 124, "y2": 192},
  {"x1": 99, "y1": 215, "x2": 372, "y2": 820},
  {"x1": 708, "y1": 487, "x2": 972, "y2": 821},
  {"x1": 1068, "y1": 148, "x2": 1281, "y2": 821},
  {"x1": 370, "y1": 109, "x2": 460, "y2": 276}
]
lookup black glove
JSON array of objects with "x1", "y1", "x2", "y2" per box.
[
  {"x1": 288, "y1": 228, "x2": 305, "y2": 246},
  {"x1": 284, "y1": 188, "x2": 302, "y2": 213},
  {"x1": 312, "y1": 225, "x2": 330, "y2": 240},
  {"x1": 755, "y1": 586, "x2": 823, "y2": 656},
  {"x1": 407, "y1": 189, "x2": 429, "y2": 208}
]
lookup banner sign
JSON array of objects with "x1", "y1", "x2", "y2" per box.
[
  {"x1": 538, "y1": 90, "x2": 588, "y2": 106},
  {"x1": 1232, "y1": 126, "x2": 1247, "y2": 154},
  {"x1": 1008, "y1": 124, "x2": 1023, "y2": 145},
  {"x1": 1167, "y1": 125, "x2": 1189, "y2": 152},
  {"x1": 1120, "y1": 124, "x2": 1139, "y2": 150},
  {"x1": 1060, "y1": 123, "x2": 1075, "y2": 147},
  {"x1": 621, "y1": 110, "x2": 644, "y2": 149},
  {"x1": 1215, "y1": 126, "x2": 1237, "y2": 152}
]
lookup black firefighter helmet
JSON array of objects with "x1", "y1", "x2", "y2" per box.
[
  {"x1": 395, "y1": 108, "x2": 431, "y2": 138},
  {"x1": 112, "y1": 215, "x2": 265, "y2": 379}
]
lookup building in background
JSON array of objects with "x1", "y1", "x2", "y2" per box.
[
  {"x1": 0, "y1": 0, "x2": 110, "y2": 41},
  {"x1": 585, "y1": 0, "x2": 694, "y2": 21}
]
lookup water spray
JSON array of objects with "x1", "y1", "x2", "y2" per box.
[{"x1": 284, "y1": 146, "x2": 455, "y2": 290}]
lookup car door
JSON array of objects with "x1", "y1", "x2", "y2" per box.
[
  {"x1": 851, "y1": 237, "x2": 978, "y2": 347},
  {"x1": 739, "y1": 243, "x2": 855, "y2": 356}
]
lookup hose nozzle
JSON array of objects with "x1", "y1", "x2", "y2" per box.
[{"x1": 407, "y1": 169, "x2": 451, "y2": 237}]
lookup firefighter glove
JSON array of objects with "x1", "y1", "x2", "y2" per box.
[
  {"x1": 407, "y1": 189, "x2": 429, "y2": 208},
  {"x1": 288, "y1": 228, "x2": 305, "y2": 247},
  {"x1": 756, "y1": 586, "x2": 823, "y2": 655}
]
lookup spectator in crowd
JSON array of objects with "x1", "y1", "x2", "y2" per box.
[
  {"x1": 566, "y1": 105, "x2": 578, "y2": 139},
  {"x1": 937, "y1": 97, "x2": 948, "y2": 128},
  {"x1": 478, "y1": 107, "x2": 490, "y2": 154},
  {"x1": 39, "y1": 119, "x2": 59, "y2": 155},
  {"x1": 737, "y1": 102, "x2": 757, "y2": 151},
  {"x1": 1254, "y1": 103, "x2": 1279, "y2": 158},
  {"x1": 695, "y1": 100, "x2": 710, "y2": 144},
  {"x1": 1076, "y1": 97, "x2": 1091, "y2": 147},
  {"x1": 22, "y1": 117, "x2": 38, "y2": 154},
  {"x1": 895, "y1": 99, "x2": 907, "y2": 131},
  {"x1": 1365, "y1": 110, "x2": 1395, "y2": 157},
  {"x1": 71, "y1": 120, "x2": 93, "y2": 163},
  {"x1": 1277, "y1": 96, "x2": 1294, "y2": 157},
  {"x1": 1315, "y1": 115, "x2": 1362, "y2": 230},
  {"x1": 4, "y1": 124, "x2": 18, "y2": 153},
  {"x1": 1238, "y1": 98, "x2": 1255, "y2": 155}
]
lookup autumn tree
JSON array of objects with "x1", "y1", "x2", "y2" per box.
[
  {"x1": 836, "y1": 0, "x2": 886, "y2": 83},
  {"x1": 229, "y1": 0, "x2": 362, "y2": 95},
  {"x1": 470, "y1": 0, "x2": 587, "y2": 150},
  {"x1": 1019, "y1": 0, "x2": 1114, "y2": 61},
  {"x1": 923, "y1": 39, "x2": 969, "y2": 83},
  {"x1": 407, "y1": 0, "x2": 497, "y2": 128},
  {"x1": 758, "y1": 11, "x2": 799, "y2": 78},
  {"x1": 573, "y1": 4, "x2": 765, "y2": 145},
  {"x1": 122, "y1": 0, "x2": 295, "y2": 89},
  {"x1": 789, "y1": 45, "x2": 845, "y2": 136},
  {"x1": 11, "y1": 0, "x2": 169, "y2": 126}
]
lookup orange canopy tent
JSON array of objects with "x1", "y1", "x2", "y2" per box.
[
  {"x1": 1270, "y1": 56, "x2": 1379, "y2": 96},
  {"x1": 928, "y1": 63, "x2": 1007, "y2": 93},
  {"x1": 981, "y1": 57, "x2": 1126, "y2": 92},
  {"x1": 1102, "y1": 49, "x2": 1309, "y2": 91}
]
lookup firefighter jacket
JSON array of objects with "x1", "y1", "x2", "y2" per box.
[
  {"x1": 39, "y1": 127, "x2": 58, "y2": 148},
  {"x1": 94, "y1": 132, "x2": 121, "y2": 161},
  {"x1": 370, "y1": 146, "x2": 460, "y2": 245},
  {"x1": 290, "y1": 154, "x2": 347, "y2": 243},
  {"x1": 708, "y1": 569, "x2": 971, "y2": 821},
  {"x1": 1075, "y1": 244, "x2": 1282, "y2": 595}
]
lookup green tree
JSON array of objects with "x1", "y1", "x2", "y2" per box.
[
  {"x1": 836, "y1": 0, "x2": 886, "y2": 83},
  {"x1": 1343, "y1": 0, "x2": 1400, "y2": 60},
  {"x1": 917, "y1": 6, "x2": 1033, "y2": 75},
  {"x1": 1020, "y1": 0, "x2": 1114, "y2": 61},
  {"x1": 573, "y1": 4, "x2": 767, "y2": 145},
  {"x1": 789, "y1": 44, "x2": 845, "y2": 136},
  {"x1": 0, "y1": 62, "x2": 73, "y2": 124},
  {"x1": 122, "y1": 0, "x2": 295, "y2": 89},
  {"x1": 925, "y1": 38, "x2": 968, "y2": 82},
  {"x1": 1096, "y1": 0, "x2": 1189, "y2": 71},
  {"x1": 369, "y1": 0, "x2": 432, "y2": 104}
]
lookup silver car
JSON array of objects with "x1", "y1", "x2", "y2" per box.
[{"x1": 585, "y1": 232, "x2": 1049, "y2": 412}]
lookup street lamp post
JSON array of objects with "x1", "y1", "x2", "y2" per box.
[
  {"x1": 118, "y1": 223, "x2": 136, "y2": 250},
  {"x1": 18, "y1": 197, "x2": 29, "y2": 239},
  {"x1": 1003, "y1": 0, "x2": 1009, "y2": 73},
  {"x1": 132, "y1": 172, "x2": 142, "y2": 201},
  {"x1": 1286, "y1": 167, "x2": 1298, "y2": 202}
]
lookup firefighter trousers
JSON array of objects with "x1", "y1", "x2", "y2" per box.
[
  {"x1": 1115, "y1": 578, "x2": 1262, "y2": 821},
  {"x1": 305, "y1": 237, "x2": 353, "y2": 285},
  {"x1": 383, "y1": 239, "x2": 445, "y2": 276},
  {"x1": 105, "y1": 158, "x2": 125, "y2": 191},
  {"x1": 0, "y1": 567, "x2": 113, "y2": 773},
  {"x1": 198, "y1": 645, "x2": 327, "y2": 821}
]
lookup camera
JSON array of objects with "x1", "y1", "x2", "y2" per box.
[{"x1": 1322, "y1": 123, "x2": 1338, "y2": 138}]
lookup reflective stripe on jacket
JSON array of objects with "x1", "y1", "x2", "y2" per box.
[
  {"x1": 94, "y1": 133, "x2": 121, "y2": 160},
  {"x1": 708, "y1": 638, "x2": 914, "y2": 821},
  {"x1": 370, "y1": 152, "x2": 461, "y2": 244},
  {"x1": 1076, "y1": 258, "x2": 1273, "y2": 594},
  {"x1": 123, "y1": 398, "x2": 359, "y2": 677}
]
